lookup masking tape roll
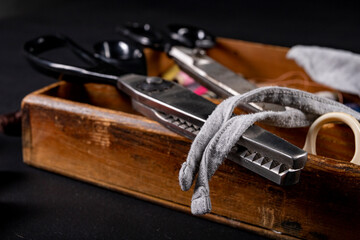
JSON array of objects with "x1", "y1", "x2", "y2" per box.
[{"x1": 303, "y1": 112, "x2": 360, "y2": 165}]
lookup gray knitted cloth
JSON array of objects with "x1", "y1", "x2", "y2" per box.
[
  {"x1": 179, "y1": 86, "x2": 360, "y2": 215},
  {"x1": 287, "y1": 45, "x2": 360, "y2": 96}
]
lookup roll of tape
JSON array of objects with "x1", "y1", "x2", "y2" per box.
[{"x1": 303, "y1": 112, "x2": 360, "y2": 165}]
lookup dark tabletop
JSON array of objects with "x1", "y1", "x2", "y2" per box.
[{"x1": 0, "y1": 0, "x2": 359, "y2": 239}]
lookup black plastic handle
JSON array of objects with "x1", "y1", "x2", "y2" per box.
[
  {"x1": 116, "y1": 22, "x2": 173, "y2": 52},
  {"x1": 93, "y1": 39, "x2": 147, "y2": 75},
  {"x1": 24, "y1": 35, "x2": 124, "y2": 85},
  {"x1": 167, "y1": 24, "x2": 216, "y2": 49},
  {"x1": 117, "y1": 22, "x2": 216, "y2": 52}
]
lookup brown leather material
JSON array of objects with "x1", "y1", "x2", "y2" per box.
[{"x1": 0, "y1": 110, "x2": 22, "y2": 136}]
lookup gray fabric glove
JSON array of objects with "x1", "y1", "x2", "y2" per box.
[{"x1": 179, "y1": 86, "x2": 360, "y2": 215}]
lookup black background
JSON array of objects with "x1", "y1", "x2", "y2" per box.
[{"x1": 0, "y1": 0, "x2": 359, "y2": 239}]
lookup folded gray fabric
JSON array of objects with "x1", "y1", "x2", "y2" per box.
[
  {"x1": 179, "y1": 86, "x2": 360, "y2": 215},
  {"x1": 287, "y1": 45, "x2": 360, "y2": 96}
]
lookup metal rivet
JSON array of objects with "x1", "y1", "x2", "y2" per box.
[
  {"x1": 192, "y1": 48, "x2": 206, "y2": 56},
  {"x1": 146, "y1": 77, "x2": 163, "y2": 84}
]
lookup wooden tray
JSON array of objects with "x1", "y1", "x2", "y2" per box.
[{"x1": 22, "y1": 38, "x2": 360, "y2": 240}]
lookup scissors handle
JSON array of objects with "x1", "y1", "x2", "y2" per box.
[
  {"x1": 116, "y1": 22, "x2": 170, "y2": 52},
  {"x1": 24, "y1": 35, "x2": 120, "y2": 85},
  {"x1": 167, "y1": 24, "x2": 216, "y2": 49},
  {"x1": 117, "y1": 22, "x2": 216, "y2": 52}
]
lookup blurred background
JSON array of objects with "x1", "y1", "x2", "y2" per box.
[
  {"x1": 0, "y1": 0, "x2": 359, "y2": 239},
  {"x1": 1, "y1": 0, "x2": 360, "y2": 50}
]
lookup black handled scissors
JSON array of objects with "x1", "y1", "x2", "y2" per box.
[
  {"x1": 117, "y1": 22, "x2": 284, "y2": 112},
  {"x1": 23, "y1": 34, "x2": 307, "y2": 185}
]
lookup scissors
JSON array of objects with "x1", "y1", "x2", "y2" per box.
[
  {"x1": 117, "y1": 22, "x2": 284, "y2": 112},
  {"x1": 24, "y1": 34, "x2": 307, "y2": 185}
]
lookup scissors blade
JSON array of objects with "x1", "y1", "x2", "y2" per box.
[
  {"x1": 170, "y1": 46, "x2": 256, "y2": 95},
  {"x1": 169, "y1": 46, "x2": 284, "y2": 112}
]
